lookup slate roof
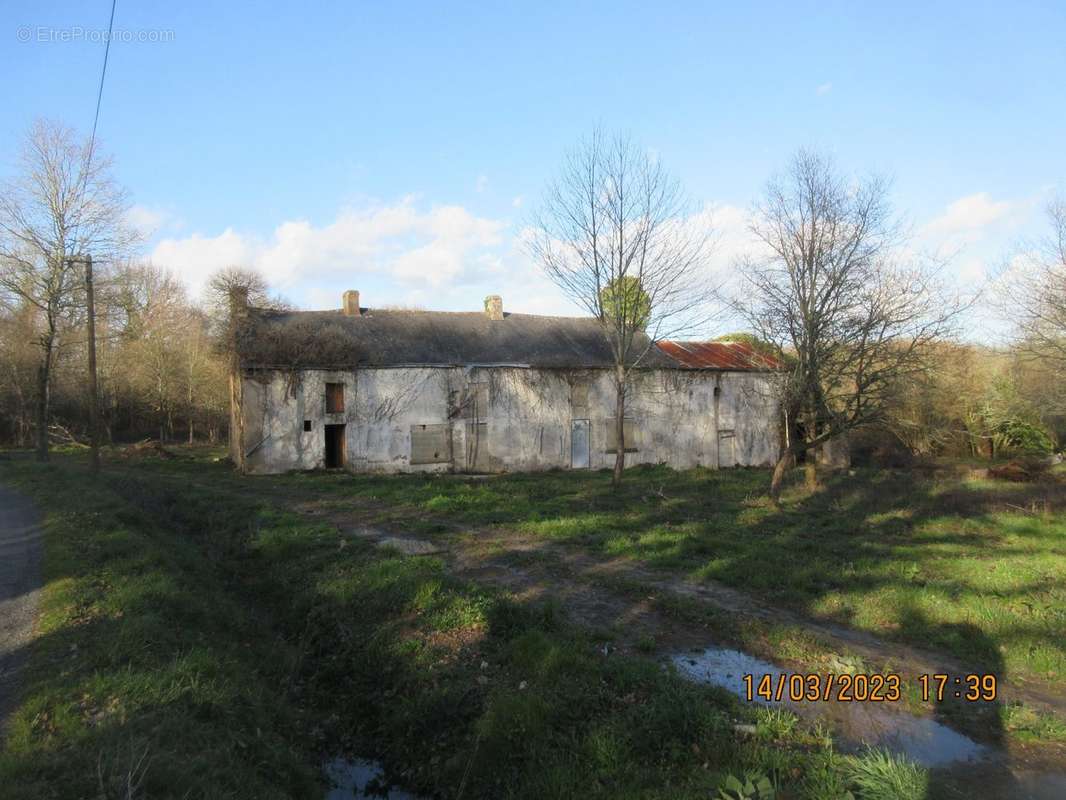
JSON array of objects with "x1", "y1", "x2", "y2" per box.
[{"x1": 236, "y1": 306, "x2": 778, "y2": 371}]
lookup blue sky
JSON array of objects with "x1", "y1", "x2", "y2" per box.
[{"x1": 4, "y1": 1, "x2": 1064, "y2": 327}]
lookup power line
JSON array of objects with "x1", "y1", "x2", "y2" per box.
[{"x1": 88, "y1": 0, "x2": 117, "y2": 157}]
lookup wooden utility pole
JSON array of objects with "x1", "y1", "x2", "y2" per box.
[{"x1": 82, "y1": 255, "x2": 101, "y2": 474}]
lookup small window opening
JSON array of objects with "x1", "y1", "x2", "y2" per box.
[
  {"x1": 303, "y1": 420, "x2": 312, "y2": 432},
  {"x1": 325, "y1": 382, "x2": 345, "y2": 414}
]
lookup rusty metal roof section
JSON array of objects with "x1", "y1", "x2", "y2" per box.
[{"x1": 655, "y1": 340, "x2": 783, "y2": 371}]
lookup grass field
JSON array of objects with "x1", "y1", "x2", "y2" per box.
[
  {"x1": 254, "y1": 458, "x2": 1066, "y2": 689},
  {"x1": 1, "y1": 449, "x2": 1062, "y2": 798},
  {"x1": 0, "y1": 453, "x2": 930, "y2": 800},
  {"x1": 86, "y1": 451, "x2": 1066, "y2": 707}
]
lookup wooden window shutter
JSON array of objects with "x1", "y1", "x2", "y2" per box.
[{"x1": 326, "y1": 383, "x2": 345, "y2": 414}]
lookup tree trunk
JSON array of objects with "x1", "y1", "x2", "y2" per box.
[
  {"x1": 805, "y1": 459, "x2": 819, "y2": 490},
  {"x1": 188, "y1": 380, "x2": 195, "y2": 445},
  {"x1": 34, "y1": 335, "x2": 54, "y2": 462},
  {"x1": 17, "y1": 393, "x2": 30, "y2": 447},
  {"x1": 803, "y1": 413, "x2": 820, "y2": 489},
  {"x1": 612, "y1": 372, "x2": 625, "y2": 487},
  {"x1": 769, "y1": 446, "x2": 796, "y2": 505}
]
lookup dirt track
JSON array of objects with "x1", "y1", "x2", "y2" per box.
[{"x1": 0, "y1": 484, "x2": 42, "y2": 739}]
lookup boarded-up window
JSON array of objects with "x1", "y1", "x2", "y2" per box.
[
  {"x1": 570, "y1": 382, "x2": 589, "y2": 417},
  {"x1": 604, "y1": 419, "x2": 640, "y2": 453},
  {"x1": 325, "y1": 382, "x2": 345, "y2": 414},
  {"x1": 410, "y1": 424, "x2": 452, "y2": 464}
]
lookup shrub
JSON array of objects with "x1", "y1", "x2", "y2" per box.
[{"x1": 993, "y1": 417, "x2": 1055, "y2": 455}]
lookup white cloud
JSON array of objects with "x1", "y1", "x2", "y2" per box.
[
  {"x1": 921, "y1": 192, "x2": 1013, "y2": 237},
  {"x1": 150, "y1": 198, "x2": 507, "y2": 300},
  {"x1": 667, "y1": 202, "x2": 752, "y2": 285},
  {"x1": 151, "y1": 228, "x2": 254, "y2": 293},
  {"x1": 149, "y1": 196, "x2": 748, "y2": 324},
  {"x1": 816, "y1": 82, "x2": 833, "y2": 96},
  {"x1": 511, "y1": 195, "x2": 524, "y2": 208},
  {"x1": 304, "y1": 287, "x2": 340, "y2": 309},
  {"x1": 956, "y1": 256, "x2": 989, "y2": 283},
  {"x1": 126, "y1": 205, "x2": 177, "y2": 236},
  {"x1": 914, "y1": 192, "x2": 1029, "y2": 287}
]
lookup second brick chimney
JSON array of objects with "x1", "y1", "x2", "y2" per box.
[
  {"x1": 484, "y1": 295, "x2": 503, "y2": 321},
  {"x1": 342, "y1": 290, "x2": 361, "y2": 316}
]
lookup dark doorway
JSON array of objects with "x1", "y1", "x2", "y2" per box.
[{"x1": 325, "y1": 424, "x2": 346, "y2": 468}]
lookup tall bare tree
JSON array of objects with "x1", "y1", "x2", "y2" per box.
[
  {"x1": 1003, "y1": 198, "x2": 1066, "y2": 365},
  {"x1": 123, "y1": 268, "x2": 193, "y2": 442},
  {"x1": 736, "y1": 150, "x2": 962, "y2": 502},
  {"x1": 529, "y1": 131, "x2": 714, "y2": 485},
  {"x1": 0, "y1": 120, "x2": 134, "y2": 460}
]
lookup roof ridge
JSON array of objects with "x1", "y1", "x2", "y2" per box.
[{"x1": 252, "y1": 306, "x2": 595, "y2": 322}]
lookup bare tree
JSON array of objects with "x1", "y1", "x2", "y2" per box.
[
  {"x1": 529, "y1": 131, "x2": 714, "y2": 485},
  {"x1": 0, "y1": 304, "x2": 39, "y2": 446},
  {"x1": 203, "y1": 265, "x2": 289, "y2": 339},
  {"x1": 0, "y1": 119, "x2": 135, "y2": 460},
  {"x1": 736, "y1": 150, "x2": 962, "y2": 502},
  {"x1": 1003, "y1": 199, "x2": 1066, "y2": 364},
  {"x1": 124, "y1": 268, "x2": 195, "y2": 442}
]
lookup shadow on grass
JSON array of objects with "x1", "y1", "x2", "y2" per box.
[
  {"x1": 113, "y1": 454, "x2": 1066, "y2": 690},
  {"x1": 0, "y1": 461, "x2": 329, "y2": 799},
  {"x1": 7, "y1": 453, "x2": 1066, "y2": 798},
  {"x1": 417, "y1": 465, "x2": 1066, "y2": 685},
  {"x1": 0, "y1": 460, "x2": 842, "y2": 799}
]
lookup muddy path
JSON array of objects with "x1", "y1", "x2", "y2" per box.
[
  {"x1": 317, "y1": 504, "x2": 1066, "y2": 719},
  {"x1": 0, "y1": 484, "x2": 43, "y2": 740}
]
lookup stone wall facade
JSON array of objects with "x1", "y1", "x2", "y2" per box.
[{"x1": 236, "y1": 366, "x2": 780, "y2": 474}]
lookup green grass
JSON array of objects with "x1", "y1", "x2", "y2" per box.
[
  {"x1": 0, "y1": 463, "x2": 320, "y2": 799},
  {"x1": 193, "y1": 459, "x2": 1064, "y2": 690},
  {"x1": 2, "y1": 455, "x2": 944, "y2": 799},
  {"x1": 844, "y1": 749, "x2": 929, "y2": 800}
]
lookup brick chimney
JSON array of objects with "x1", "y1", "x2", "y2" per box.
[
  {"x1": 484, "y1": 294, "x2": 503, "y2": 321},
  {"x1": 342, "y1": 290, "x2": 361, "y2": 316}
]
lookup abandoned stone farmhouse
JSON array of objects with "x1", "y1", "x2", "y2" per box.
[{"x1": 228, "y1": 290, "x2": 782, "y2": 474}]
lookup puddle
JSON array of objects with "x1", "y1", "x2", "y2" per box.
[
  {"x1": 324, "y1": 758, "x2": 425, "y2": 799},
  {"x1": 1007, "y1": 770, "x2": 1066, "y2": 800},
  {"x1": 672, "y1": 646, "x2": 987, "y2": 768}
]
